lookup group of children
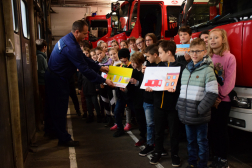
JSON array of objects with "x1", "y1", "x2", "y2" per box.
[{"x1": 77, "y1": 27, "x2": 236, "y2": 168}]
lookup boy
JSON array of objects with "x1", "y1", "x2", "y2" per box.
[
  {"x1": 139, "y1": 44, "x2": 165, "y2": 151},
  {"x1": 113, "y1": 48, "x2": 137, "y2": 137},
  {"x1": 147, "y1": 41, "x2": 184, "y2": 167},
  {"x1": 128, "y1": 37, "x2": 138, "y2": 56},
  {"x1": 176, "y1": 26, "x2": 192, "y2": 66},
  {"x1": 177, "y1": 38, "x2": 218, "y2": 168}
]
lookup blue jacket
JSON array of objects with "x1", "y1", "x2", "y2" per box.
[{"x1": 48, "y1": 33, "x2": 105, "y2": 84}]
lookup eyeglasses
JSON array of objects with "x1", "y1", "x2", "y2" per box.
[
  {"x1": 136, "y1": 41, "x2": 143, "y2": 46},
  {"x1": 145, "y1": 39, "x2": 153, "y2": 42},
  {"x1": 189, "y1": 50, "x2": 205, "y2": 55}
]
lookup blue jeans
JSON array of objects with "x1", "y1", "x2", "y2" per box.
[
  {"x1": 114, "y1": 99, "x2": 135, "y2": 130},
  {"x1": 143, "y1": 102, "x2": 155, "y2": 145},
  {"x1": 185, "y1": 123, "x2": 209, "y2": 168}
]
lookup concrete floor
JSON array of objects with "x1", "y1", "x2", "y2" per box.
[{"x1": 25, "y1": 96, "x2": 252, "y2": 168}]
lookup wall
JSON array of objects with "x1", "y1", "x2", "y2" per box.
[{"x1": 51, "y1": 6, "x2": 111, "y2": 45}]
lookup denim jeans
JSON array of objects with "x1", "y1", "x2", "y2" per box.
[
  {"x1": 143, "y1": 102, "x2": 155, "y2": 145},
  {"x1": 185, "y1": 123, "x2": 208, "y2": 168},
  {"x1": 114, "y1": 99, "x2": 135, "y2": 130}
]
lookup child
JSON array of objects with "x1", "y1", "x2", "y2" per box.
[
  {"x1": 136, "y1": 37, "x2": 146, "y2": 53},
  {"x1": 100, "y1": 42, "x2": 109, "y2": 57},
  {"x1": 96, "y1": 46, "x2": 113, "y2": 66},
  {"x1": 109, "y1": 48, "x2": 121, "y2": 66},
  {"x1": 208, "y1": 29, "x2": 236, "y2": 168},
  {"x1": 129, "y1": 52, "x2": 147, "y2": 146},
  {"x1": 90, "y1": 49, "x2": 98, "y2": 62},
  {"x1": 120, "y1": 40, "x2": 128, "y2": 49},
  {"x1": 111, "y1": 40, "x2": 120, "y2": 51},
  {"x1": 177, "y1": 38, "x2": 218, "y2": 168},
  {"x1": 176, "y1": 26, "x2": 192, "y2": 66},
  {"x1": 83, "y1": 47, "x2": 90, "y2": 58},
  {"x1": 146, "y1": 41, "x2": 183, "y2": 166},
  {"x1": 95, "y1": 46, "x2": 115, "y2": 126},
  {"x1": 78, "y1": 55, "x2": 102, "y2": 123},
  {"x1": 113, "y1": 48, "x2": 138, "y2": 137},
  {"x1": 128, "y1": 37, "x2": 139, "y2": 56},
  {"x1": 199, "y1": 30, "x2": 209, "y2": 49},
  {"x1": 138, "y1": 44, "x2": 163, "y2": 153},
  {"x1": 145, "y1": 33, "x2": 157, "y2": 47}
]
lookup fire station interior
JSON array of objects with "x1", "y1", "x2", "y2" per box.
[{"x1": 1, "y1": 0, "x2": 252, "y2": 168}]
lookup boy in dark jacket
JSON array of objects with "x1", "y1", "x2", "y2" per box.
[
  {"x1": 177, "y1": 38, "x2": 218, "y2": 168},
  {"x1": 113, "y1": 48, "x2": 138, "y2": 137},
  {"x1": 147, "y1": 41, "x2": 184, "y2": 166}
]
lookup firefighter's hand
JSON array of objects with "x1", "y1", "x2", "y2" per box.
[
  {"x1": 145, "y1": 87, "x2": 153, "y2": 92},
  {"x1": 100, "y1": 66, "x2": 109, "y2": 73},
  {"x1": 142, "y1": 66, "x2": 146, "y2": 74},
  {"x1": 105, "y1": 79, "x2": 115, "y2": 88},
  {"x1": 130, "y1": 78, "x2": 137, "y2": 85},
  {"x1": 120, "y1": 88, "x2": 126, "y2": 92},
  {"x1": 184, "y1": 52, "x2": 191, "y2": 62},
  {"x1": 167, "y1": 88, "x2": 176, "y2": 92},
  {"x1": 213, "y1": 97, "x2": 221, "y2": 109}
]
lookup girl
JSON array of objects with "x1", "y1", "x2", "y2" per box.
[
  {"x1": 90, "y1": 49, "x2": 98, "y2": 62},
  {"x1": 120, "y1": 40, "x2": 128, "y2": 49},
  {"x1": 145, "y1": 33, "x2": 157, "y2": 47},
  {"x1": 83, "y1": 47, "x2": 90, "y2": 58},
  {"x1": 136, "y1": 37, "x2": 146, "y2": 53},
  {"x1": 111, "y1": 40, "x2": 120, "y2": 51},
  {"x1": 100, "y1": 42, "x2": 109, "y2": 57},
  {"x1": 109, "y1": 48, "x2": 121, "y2": 66},
  {"x1": 95, "y1": 47, "x2": 115, "y2": 126},
  {"x1": 208, "y1": 29, "x2": 236, "y2": 168},
  {"x1": 96, "y1": 46, "x2": 113, "y2": 66},
  {"x1": 129, "y1": 52, "x2": 147, "y2": 146}
]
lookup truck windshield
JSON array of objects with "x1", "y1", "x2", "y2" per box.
[
  {"x1": 185, "y1": 0, "x2": 252, "y2": 29},
  {"x1": 89, "y1": 20, "x2": 108, "y2": 41}
]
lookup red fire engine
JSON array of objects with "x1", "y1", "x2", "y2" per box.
[
  {"x1": 175, "y1": 0, "x2": 252, "y2": 132},
  {"x1": 86, "y1": 0, "x2": 185, "y2": 47}
]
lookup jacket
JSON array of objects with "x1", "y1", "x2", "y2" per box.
[
  {"x1": 36, "y1": 50, "x2": 48, "y2": 85},
  {"x1": 153, "y1": 61, "x2": 184, "y2": 110},
  {"x1": 132, "y1": 69, "x2": 144, "y2": 109},
  {"x1": 115, "y1": 63, "x2": 137, "y2": 101},
  {"x1": 78, "y1": 72, "x2": 98, "y2": 96},
  {"x1": 176, "y1": 56, "x2": 218, "y2": 125},
  {"x1": 48, "y1": 32, "x2": 105, "y2": 84}
]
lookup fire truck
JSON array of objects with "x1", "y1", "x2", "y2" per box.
[
  {"x1": 85, "y1": 15, "x2": 112, "y2": 48},
  {"x1": 86, "y1": 0, "x2": 185, "y2": 47},
  {"x1": 174, "y1": 0, "x2": 252, "y2": 132}
]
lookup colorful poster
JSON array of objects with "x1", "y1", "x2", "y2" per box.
[
  {"x1": 140, "y1": 67, "x2": 181, "y2": 91},
  {"x1": 176, "y1": 44, "x2": 190, "y2": 56},
  {"x1": 102, "y1": 66, "x2": 133, "y2": 88}
]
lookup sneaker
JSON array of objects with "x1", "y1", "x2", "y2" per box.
[
  {"x1": 150, "y1": 153, "x2": 161, "y2": 165},
  {"x1": 139, "y1": 145, "x2": 154, "y2": 156},
  {"x1": 124, "y1": 123, "x2": 132, "y2": 131},
  {"x1": 171, "y1": 155, "x2": 181, "y2": 167},
  {"x1": 151, "y1": 148, "x2": 168, "y2": 156},
  {"x1": 82, "y1": 113, "x2": 87, "y2": 119},
  {"x1": 216, "y1": 159, "x2": 228, "y2": 168},
  {"x1": 135, "y1": 138, "x2": 146, "y2": 147},
  {"x1": 186, "y1": 165, "x2": 197, "y2": 168},
  {"x1": 110, "y1": 124, "x2": 118, "y2": 131},
  {"x1": 58, "y1": 140, "x2": 80, "y2": 147},
  {"x1": 208, "y1": 156, "x2": 219, "y2": 168},
  {"x1": 113, "y1": 129, "x2": 125, "y2": 137}
]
